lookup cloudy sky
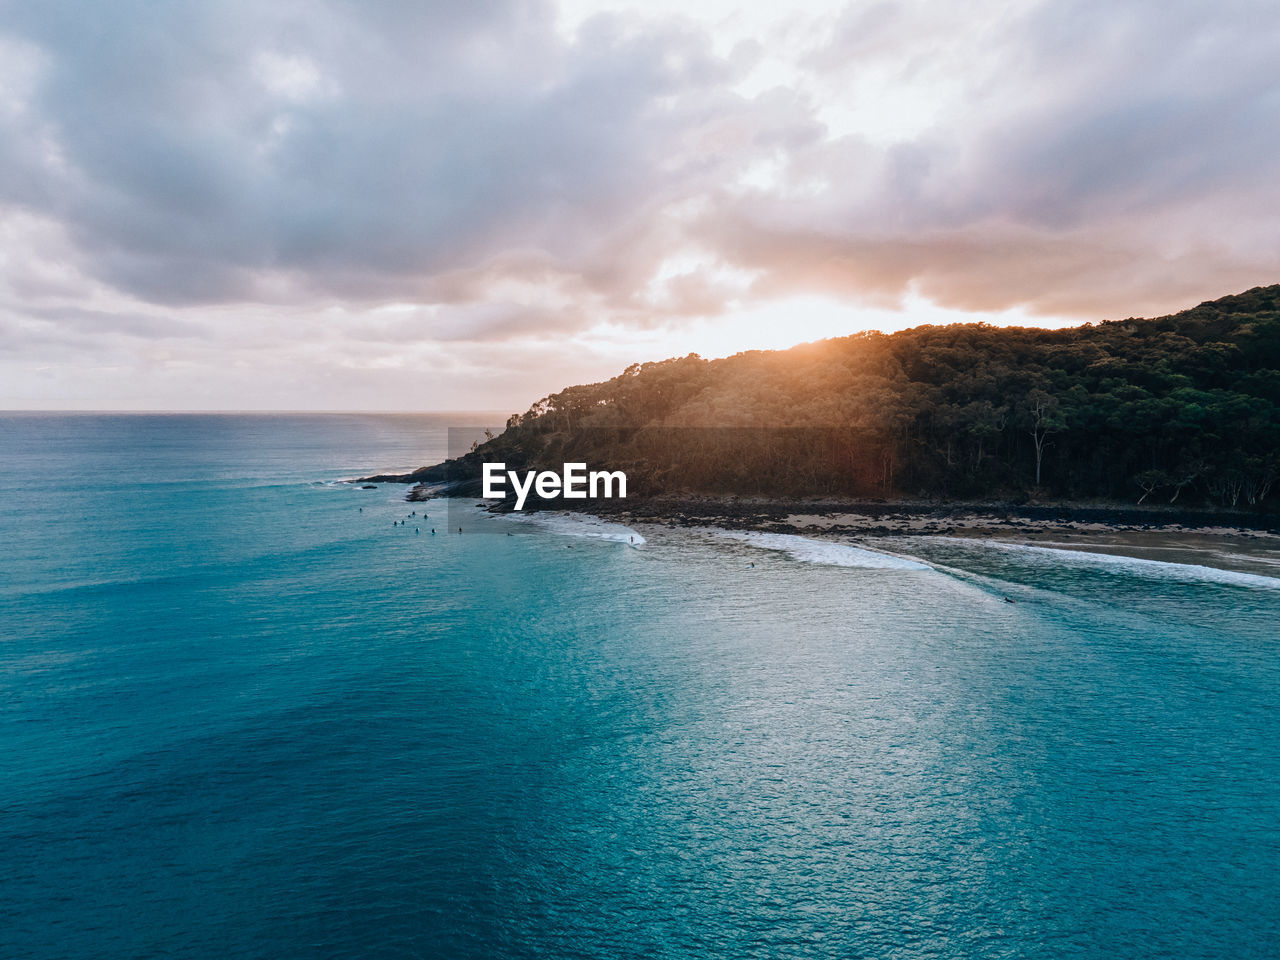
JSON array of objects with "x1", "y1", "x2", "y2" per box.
[{"x1": 2, "y1": 0, "x2": 1277, "y2": 411}]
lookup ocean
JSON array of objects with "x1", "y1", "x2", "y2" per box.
[{"x1": 2, "y1": 413, "x2": 1277, "y2": 959}]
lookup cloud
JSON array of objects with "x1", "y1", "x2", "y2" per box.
[
  {"x1": 1, "y1": 0, "x2": 1278, "y2": 408},
  {"x1": 0, "y1": 0, "x2": 782, "y2": 312},
  {"x1": 717, "y1": 0, "x2": 1280, "y2": 318}
]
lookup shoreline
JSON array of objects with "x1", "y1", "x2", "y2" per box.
[
  {"x1": 584, "y1": 495, "x2": 1280, "y2": 535},
  {"x1": 376, "y1": 476, "x2": 1280, "y2": 536},
  {"x1": 559, "y1": 497, "x2": 1280, "y2": 578},
  {"x1": 373, "y1": 480, "x2": 1280, "y2": 576}
]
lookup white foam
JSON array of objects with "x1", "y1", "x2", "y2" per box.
[
  {"x1": 511, "y1": 511, "x2": 646, "y2": 545},
  {"x1": 710, "y1": 530, "x2": 930, "y2": 570},
  {"x1": 944, "y1": 538, "x2": 1280, "y2": 590}
]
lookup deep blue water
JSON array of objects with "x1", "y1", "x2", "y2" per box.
[{"x1": 2, "y1": 413, "x2": 1278, "y2": 959}]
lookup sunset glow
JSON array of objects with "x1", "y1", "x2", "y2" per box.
[{"x1": 2, "y1": 0, "x2": 1277, "y2": 410}]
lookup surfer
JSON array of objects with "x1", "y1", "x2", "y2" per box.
[
  {"x1": 1002, "y1": 595, "x2": 1016, "y2": 604},
  {"x1": 415, "y1": 527, "x2": 419, "y2": 534}
]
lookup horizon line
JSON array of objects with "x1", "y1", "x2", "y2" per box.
[{"x1": 0, "y1": 408, "x2": 516, "y2": 416}]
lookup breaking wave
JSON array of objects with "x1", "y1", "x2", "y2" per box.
[
  {"x1": 709, "y1": 530, "x2": 930, "y2": 570},
  {"x1": 945, "y1": 538, "x2": 1280, "y2": 590},
  {"x1": 510, "y1": 511, "x2": 646, "y2": 545}
]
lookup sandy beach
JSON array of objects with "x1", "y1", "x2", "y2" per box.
[{"x1": 591, "y1": 499, "x2": 1280, "y2": 578}]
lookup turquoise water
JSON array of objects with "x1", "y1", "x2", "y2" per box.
[{"x1": 2, "y1": 414, "x2": 1278, "y2": 959}]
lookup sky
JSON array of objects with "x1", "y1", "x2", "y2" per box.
[{"x1": 1, "y1": 0, "x2": 1278, "y2": 411}]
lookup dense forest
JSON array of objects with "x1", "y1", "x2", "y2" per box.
[{"x1": 403, "y1": 286, "x2": 1280, "y2": 509}]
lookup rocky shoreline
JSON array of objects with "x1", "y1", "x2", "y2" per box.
[
  {"x1": 355, "y1": 470, "x2": 1280, "y2": 538},
  {"x1": 353, "y1": 477, "x2": 1280, "y2": 574},
  {"x1": 570, "y1": 497, "x2": 1280, "y2": 577},
  {"x1": 501, "y1": 495, "x2": 1280, "y2": 538}
]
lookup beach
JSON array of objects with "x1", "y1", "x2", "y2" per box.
[{"x1": 487, "y1": 494, "x2": 1280, "y2": 578}]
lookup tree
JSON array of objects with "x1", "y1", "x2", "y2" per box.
[
  {"x1": 1135, "y1": 469, "x2": 1168, "y2": 505},
  {"x1": 1024, "y1": 388, "x2": 1065, "y2": 487},
  {"x1": 422, "y1": 285, "x2": 1280, "y2": 509}
]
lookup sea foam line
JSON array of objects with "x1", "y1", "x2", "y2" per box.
[
  {"x1": 709, "y1": 530, "x2": 930, "y2": 570},
  {"x1": 508, "y1": 511, "x2": 646, "y2": 545},
  {"x1": 943, "y1": 538, "x2": 1280, "y2": 590}
]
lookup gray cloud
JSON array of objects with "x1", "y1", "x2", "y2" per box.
[
  {"x1": 728, "y1": 0, "x2": 1280, "y2": 317},
  {"x1": 0, "y1": 0, "x2": 784, "y2": 312},
  {"x1": 18, "y1": 304, "x2": 210, "y2": 339},
  {"x1": 0, "y1": 0, "x2": 1277, "y2": 370}
]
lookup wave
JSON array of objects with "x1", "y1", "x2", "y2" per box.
[
  {"x1": 942, "y1": 538, "x2": 1280, "y2": 590},
  {"x1": 709, "y1": 530, "x2": 930, "y2": 570},
  {"x1": 510, "y1": 511, "x2": 646, "y2": 545}
]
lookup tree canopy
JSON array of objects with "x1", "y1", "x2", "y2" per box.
[{"x1": 433, "y1": 286, "x2": 1280, "y2": 508}]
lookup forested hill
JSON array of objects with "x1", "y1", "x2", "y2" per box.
[{"x1": 418, "y1": 285, "x2": 1280, "y2": 508}]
